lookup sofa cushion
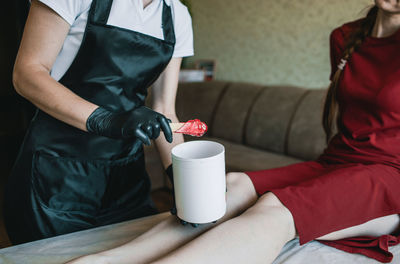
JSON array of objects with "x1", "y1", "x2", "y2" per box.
[
  {"x1": 245, "y1": 86, "x2": 307, "y2": 154},
  {"x1": 190, "y1": 137, "x2": 303, "y2": 172},
  {"x1": 211, "y1": 83, "x2": 264, "y2": 144},
  {"x1": 287, "y1": 89, "x2": 327, "y2": 160},
  {"x1": 175, "y1": 81, "x2": 228, "y2": 135}
]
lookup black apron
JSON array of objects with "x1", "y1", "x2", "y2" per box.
[{"x1": 5, "y1": 0, "x2": 175, "y2": 244}]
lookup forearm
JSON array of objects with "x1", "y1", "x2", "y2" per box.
[
  {"x1": 13, "y1": 0, "x2": 98, "y2": 131},
  {"x1": 154, "y1": 113, "x2": 184, "y2": 168},
  {"x1": 151, "y1": 58, "x2": 184, "y2": 168},
  {"x1": 13, "y1": 65, "x2": 98, "y2": 131}
]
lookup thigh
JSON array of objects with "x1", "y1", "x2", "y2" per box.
[
  {"x1": 245, "y1": 161, "x2": 326, "y2": 195},
  {"x1": 269, "y1": 163, "x2": 400, "y2": 244},
  {"x1": 318, "y1": 214, "x2": 400, "y2": 241}
]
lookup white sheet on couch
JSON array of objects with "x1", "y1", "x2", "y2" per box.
[
  {"x1": 0, "y1": 213, "x2": 398, "y2": 263},
  {"x1": 273, "y1": 238, "x2": 400, "y2": 264}
]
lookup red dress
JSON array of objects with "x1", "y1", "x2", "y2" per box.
[{"x1": 246, "y1": 19, "x2": 400, "y2": 263}]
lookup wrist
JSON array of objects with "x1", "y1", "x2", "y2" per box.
[{"x1": 86, "y1": 106, "x2": 115, "y2": 137}]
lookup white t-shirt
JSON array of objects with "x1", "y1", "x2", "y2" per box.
[{"x1": 38, "y1": 0, "x2": 194, "y2": 81}]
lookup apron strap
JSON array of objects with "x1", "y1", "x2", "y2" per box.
[
  {"x1": 89, "y1": 0, "x2": 113, "y2": 25},
  {"x1": 89, "y1": 0, "x2": 175, "y2": 44},
  {"x1": 162, "y1": 0, "x2": 176, "y2": 44}
]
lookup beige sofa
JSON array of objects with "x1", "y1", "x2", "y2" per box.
[{"x1": 145, "y1": 81, "x2": 328, "y2": 190}]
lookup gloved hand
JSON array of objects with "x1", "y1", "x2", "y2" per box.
[
  {"x1": 166, "y1": 164, "x2": 200, "y2": 228},
  {"x1": 86, "y1": 106, "x2": 173, "y2": 145}
]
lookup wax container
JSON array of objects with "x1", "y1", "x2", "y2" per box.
[{"x1": 171, "y1": 140, "x2": 226, "y2": 224}]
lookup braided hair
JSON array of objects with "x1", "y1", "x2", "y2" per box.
[{"x1": 322, "y1": 6, "x2": 379, "y2": 142}]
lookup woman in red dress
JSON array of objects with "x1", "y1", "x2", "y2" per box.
[{"x1": 69, "y1": 1, "x2": 400, "y2": 263}]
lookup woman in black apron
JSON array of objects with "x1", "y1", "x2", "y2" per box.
[{"x1": 5, "y1": 0, "x2": 187, "y2": 244}]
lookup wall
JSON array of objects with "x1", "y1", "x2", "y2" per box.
[{"x1": 185, "y1": 0, "x2": 372, "y2": 88}]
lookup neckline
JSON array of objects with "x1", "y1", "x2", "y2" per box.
[
  {"x1": 365, "y1": 25, "x2": 400, "y2": 45},
  {"x1": 139, "y1": 0, "x2": 159, "y2": 11},
  {"x1": 135, "y1": 0, "x2": 162, "y2": 23},
  {"x1": 88, "y1": 0, "x2": 175, "y2": 44}
]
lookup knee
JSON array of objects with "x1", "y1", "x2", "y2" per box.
[
  {"x1": 243, "y1": 192, "x2": 297, "y2": 241},
  {"x1": 257, "y1": 192, "x2": 285, "y2": 208},
  {"x1": 226, "y1": 172, "x2": 244, "y2": 188},
  {"x1": 226, "y1": 172, "x2": 255, "y2": 195},
  {"x1": 225, "y1": 172, "x2": 258, "y2": 205},
  {"x1": 251, "y1": 193, "x2": 294, "y2": 226}
]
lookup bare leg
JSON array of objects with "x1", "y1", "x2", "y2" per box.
[
  {"x1": 150, "y1": 197, "x2": 400, "y2": 264},
  {"x1": 151, "y1": 192, "x2": 297, "y2": 264},
  {"x1": 67, "y1": 172, "x2": 258, "y2": 264},
  {"x1": 68, "y1": 171, "x2": 400, "y2": 264},
  {"x1": 318, "y1": 213, "x2": 400, "y2": 240}
]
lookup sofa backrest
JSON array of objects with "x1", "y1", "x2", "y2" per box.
[
  {"x1": 176, "y1": 81, "x2": 327, "y2": 161},
  {"x1": 287, "y1": 90, "x2": 327, "y2": 160},
  {"x1": 211, "y1": 83, "x2": 264, "y2": 144},
  {"x1": 175, "y1": 81, "x2": 228, "y2": 128},
  {"x1": 245, "y1": 86, "x2": 307, "y2": 154}
]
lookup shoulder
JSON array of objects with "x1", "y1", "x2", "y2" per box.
[
  {"x1": 330, "y1": 18, "x2": 364, "y2": 48},
  {"x1": 165, "y1": 0, "x2": 189, "y2": 12},
  {"x1": 36, "y1": 0, "x2": 92, "y2": 25},
  {"x1": 166, "y1": 0, "x2": 192, "y2": 23},
  {"x1": 165, "y1": 0, "x2": 193, "y2": 57}
]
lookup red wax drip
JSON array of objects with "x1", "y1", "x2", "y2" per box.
[{"x1": 176, "y1": 119, "x2": 208, "y2": 137}]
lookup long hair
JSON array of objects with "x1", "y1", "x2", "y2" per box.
[{"x1": 322, "y1": 6, "x2": 379, "y2": 142}]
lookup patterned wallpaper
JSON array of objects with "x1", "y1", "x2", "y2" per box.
[{"x1": 185, "y1": 0, "x2": 372, "y2": 89}]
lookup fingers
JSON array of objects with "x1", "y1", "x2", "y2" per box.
[
  {"x1": 141, "y1": 122, "x2": 160, "y2": 141},
  {"x1": 132, "y1": 138, "x2": 143, "y2": 152},
  {"x1": 152, "y1": 122, "x2": 161, "y2": 139},
  {"x1": 127, "y1": 109, "x2": 172, "y2": 144},
  {"x1": 158, "y1": 116, "x2": 173, "y2": 143},
  {"x1": 135, "y1": 128, "x2": 151, "y2": 146},
  {"x1": 143, "y1": 124, "x2": 153, "y2": 139}
]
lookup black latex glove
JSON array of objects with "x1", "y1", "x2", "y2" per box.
[
  {"x1": 86, "y1": 106, "x2": 173, "y2": 145},
  {"x1": 166, "y1": 164, "x2": 200, "y2": 228}
]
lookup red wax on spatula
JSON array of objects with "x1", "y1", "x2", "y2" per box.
[{"x1": 170, "y1": 119, "x2": 208, "y2": 137}]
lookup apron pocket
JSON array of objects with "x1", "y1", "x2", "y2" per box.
[
  {"x1": 31, "y1": 151, "x2": 145, "y2": 216},
  {"x1": 100, "y1": 152, "x2": 150, "y2": 210}
]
